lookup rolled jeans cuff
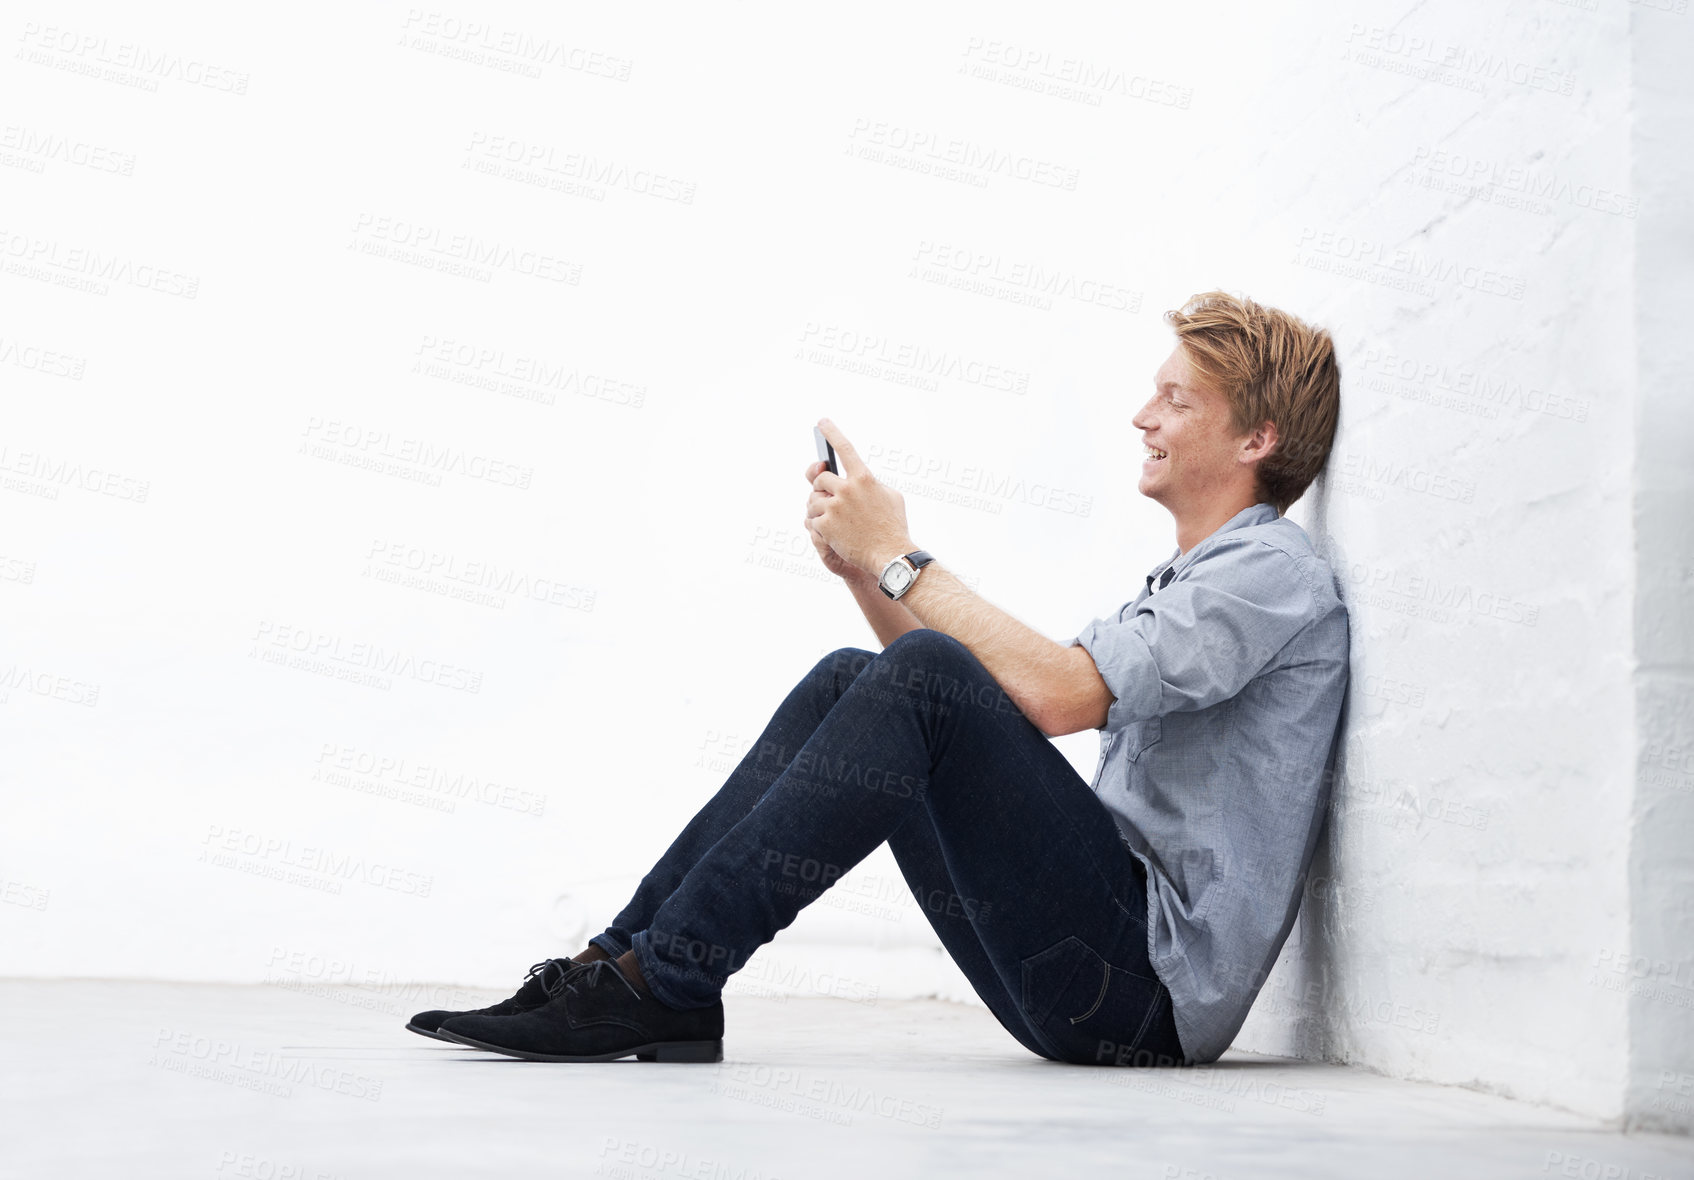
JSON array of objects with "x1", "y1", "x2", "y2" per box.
[{"x1": 587, "y1": 932, "x2": 631, "y2": 959}]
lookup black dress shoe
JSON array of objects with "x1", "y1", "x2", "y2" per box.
[
  {"x1": 406, "y1": 957, "x2": 584, "y2": 1042},
  {"x1": 438, "y1": 958, "x2": 723, "y2": 1062}
]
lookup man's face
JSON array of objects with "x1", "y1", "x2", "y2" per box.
[{"x1": 1132, "y1": 345, "x2": 1256, "y2": 510}]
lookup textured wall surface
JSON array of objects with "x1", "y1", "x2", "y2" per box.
[
  {"x1": 2, "y1": 0, "x2": 1686, "y2": 1130},
  {"x1": 1626, "y1": 0, "x2": 1694, "y2": 1137},
  {"x1": 1230, "y1": 1, "x2": 1640, "y2": 1122}
]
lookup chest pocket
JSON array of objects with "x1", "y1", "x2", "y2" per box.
[{"x1": 1121, "y1": 716, "x2": 1163, "y2": 762}]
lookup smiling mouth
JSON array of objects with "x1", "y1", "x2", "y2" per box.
[{"x1": 1143, "y1": 445, "x2": 1168, "y2": 463}]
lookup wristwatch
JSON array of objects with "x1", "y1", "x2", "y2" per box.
[{"x1": 878, "y1": 550, "x2": 935, "y2": 600}]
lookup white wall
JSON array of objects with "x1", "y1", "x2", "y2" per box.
[
  {"x1": 3, "y1": 0, "x2": 1686, "y2": 1131},
  {"x1": 1626, "y1": 0, "x2": 1694, "y2": 1137},
  {"x1": 1224, "y1": 1, "x2": 1693, "y2": 1136}
]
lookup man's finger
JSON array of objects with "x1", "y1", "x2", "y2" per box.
[{"x1": 817, "y1": 418, "x2": 868, "y2": 479}]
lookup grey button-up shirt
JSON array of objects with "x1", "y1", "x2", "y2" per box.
[{"x1": 1065, "y1": 501, "x2": 1349, "y2": 1064}]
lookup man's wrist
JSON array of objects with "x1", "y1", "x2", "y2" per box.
[
  {"x1": 868, "y1": 541, "x2": 920, "y2": 579},
  {"x1": 843, "y1": 564, "x2": 877, "y2": 589},
  {"x1": 870, "y1": 543, "x2": 935, "y2": 603}
]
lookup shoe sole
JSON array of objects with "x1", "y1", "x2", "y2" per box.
[
  {"x1": 436, "y1": 1027, "x2": 723, "y2": 1063},
  {"x1": 405, "y1": 1021, "x2": 461, "y2": 1043}
]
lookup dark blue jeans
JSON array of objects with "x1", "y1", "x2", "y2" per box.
[{"x1": 589, "y1": 628, "x2": 1188, "y2": 1066}]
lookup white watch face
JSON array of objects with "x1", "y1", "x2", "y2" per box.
[{"x1": 885, "y1": 562, "x2": 913, "y2": 592}]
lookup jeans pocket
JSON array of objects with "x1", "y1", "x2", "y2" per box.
[{"x1": 1020, "y1": 936, "x2": 1169, "y2": 1064}]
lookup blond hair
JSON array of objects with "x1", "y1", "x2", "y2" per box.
[{"x1": 1163, "y1": 291, "x2": 1341, "y2": 514}]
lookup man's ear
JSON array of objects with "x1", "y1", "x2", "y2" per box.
[{"x1": 1241, "y1": 419, "x2": 1278, "y2": 464}]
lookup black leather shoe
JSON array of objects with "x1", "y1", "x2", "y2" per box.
[
  {"x1": 438, "y1": 958, "x2": 724, "y2": 1062},
  {"x1": 406, "y1": 957, "x2": 584, "y2": 1042}
]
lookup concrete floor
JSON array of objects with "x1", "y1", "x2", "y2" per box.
[{"x1": 2, "y1": 981, "x2": 1689, "y2": 1180}]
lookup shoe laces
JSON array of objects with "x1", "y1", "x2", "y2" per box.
[
  {"x1": 546, "y1": 956, "x2": 636, "y2": 1000},
  {"x1": 524, "y1": 957, "x2": 578, "y2": 993}
]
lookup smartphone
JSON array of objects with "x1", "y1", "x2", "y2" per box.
[{"x1": 813, "y1": 425, "x2": 839, "y2": 476}]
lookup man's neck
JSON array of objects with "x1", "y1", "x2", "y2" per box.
[{"x1": 1170, "y1": 493, "x2": 1267, "y2": 555}]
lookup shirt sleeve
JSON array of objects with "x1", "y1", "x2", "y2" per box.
[{"x1": 1065, "y1": 536, "x2": 1316, "y2": 733}]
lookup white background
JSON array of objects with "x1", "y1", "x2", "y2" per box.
[{"x1": 2, "y1": 0, "x2": 1688, "y2": 1130}]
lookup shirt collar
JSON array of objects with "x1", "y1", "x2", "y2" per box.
[{"x1": 1147, "y1": 501, "x2": 1279, "y2": 589}]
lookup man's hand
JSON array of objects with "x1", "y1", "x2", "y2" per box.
[
  {"x1": 804, "y1": 418, "x2": 916, "y2": 579},
  {"x1": 802, "y1": 458, "x2": 860, "y2": 581},
  {"x1": 800, "y1": 416, "x2": 1105, "y2": 733}
]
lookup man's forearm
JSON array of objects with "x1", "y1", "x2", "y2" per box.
[
  {"x1": 877, "y1": 554, "x2": 1077, "y2": 733},
  {"x1": 805, "y1": 424, "x2": 1091, "y2": 733},
  {"x1": 843, "y1": 567, "x2": 924, "y2": 648}
]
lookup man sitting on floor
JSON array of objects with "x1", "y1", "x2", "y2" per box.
[{"x1": 407, "y1": 289, "x2": 1350, "y2": 1068}]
